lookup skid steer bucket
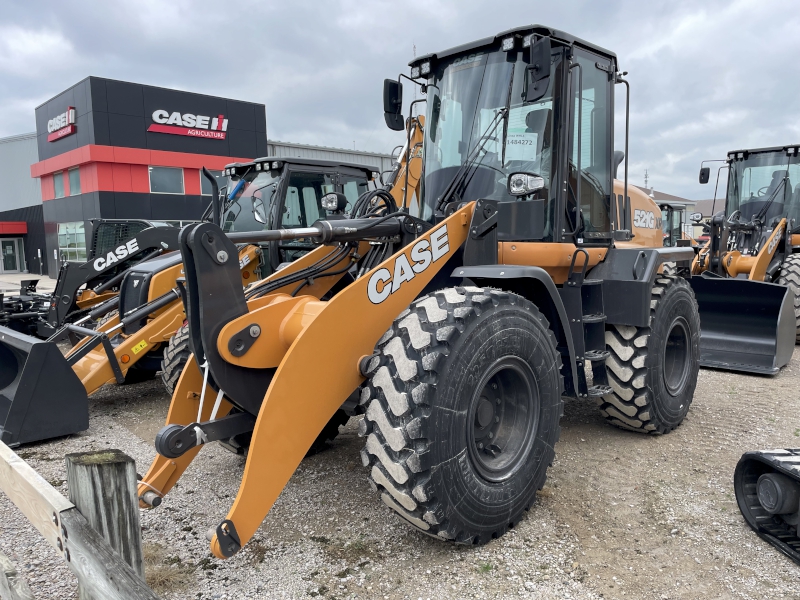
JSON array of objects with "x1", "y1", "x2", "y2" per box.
[
  {"x1": 690, "y1": 275, "x2": 795, "y2": 374},
  {"x1": 0, "y1": 326, "x2": 89, "y2": 447}
]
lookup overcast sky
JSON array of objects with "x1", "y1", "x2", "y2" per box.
[{"x1": 1, "y1": 0, "x2": 798, "y2": 199}]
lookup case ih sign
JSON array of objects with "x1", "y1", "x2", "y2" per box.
[
  {"x1": 148, "y1": 110, "x2": 229, "y2": 139},
  {"x1": 47, "y1": 107, "x2": 77, "y2": 142}
]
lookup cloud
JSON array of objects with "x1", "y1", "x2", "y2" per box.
[{"x1": 0, "y1": 0, "x2": 798, "y2": 199}]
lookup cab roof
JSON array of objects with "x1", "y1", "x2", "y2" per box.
[
  {"x1": 726, "y1": 144, "x2": 800, "y2": 159},
  {"x1": 411, "y1": 24, "x2": 617, "y2": 67},
  {"x1": 224, "y1": 156, "x2": 379, "y2": 176}
]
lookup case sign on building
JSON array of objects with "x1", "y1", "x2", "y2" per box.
[
  {"x1": 47, "y1": 107, "x2": 77, "y2": 142},
  {"x1": 148, "y1": 110, "x2": 228, "y2": 139}
]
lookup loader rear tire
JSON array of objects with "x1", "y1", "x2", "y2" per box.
[
  {"x1": 161, "y1": 323, "x2": 191, "y2": 395},
  {"x1": 600, "y1": 275, "x2": 700, "y2": 434},
  {"x1": 359, "y1": 287, "x2": 563, "y2": 544},
  {"x1": 777, "y1": 253, "x2": 800, "y2": 343}
]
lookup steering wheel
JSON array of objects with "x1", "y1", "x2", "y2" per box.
[
  {"x1": 757, "y1": 186, "x2": 770, "y2": 195},
  {"x1": 727, "y1": 210, "x2": 741, "y2": 224}
]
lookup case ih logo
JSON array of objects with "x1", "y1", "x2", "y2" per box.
[
  {"x1": 148, "y1": 110, "x2": 228, "y2": 140},
  {"x1": 47, "y1": 107, "x2": 77, "y2": 142}
]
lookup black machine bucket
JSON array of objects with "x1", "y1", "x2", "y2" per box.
[
  {"x1": 0, "y1": 325, "x2": 89, "y2": 447},
  {"x1": 690, "y1": 275, "x2": 795, "y2": 375}
]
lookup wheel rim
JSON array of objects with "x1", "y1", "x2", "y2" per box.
[
  {"x1": 467, "y1": 356, "x2": 539, "y2": 483},
  {"x1": 663, "y1": 317, "x2": 691, "y2": 397}
]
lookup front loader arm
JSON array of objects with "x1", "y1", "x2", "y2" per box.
[{"x1": 208, "y1": 203, "x2": 473, "y2": 558}]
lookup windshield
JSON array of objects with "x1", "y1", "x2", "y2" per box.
[
  {"x1": 662, "y1": 207, "x2": 682, "y2": 247},
  {"x1": 222, "y1": 171, "x2": 280, "y2": 233},
  {"x1": 421, "y1": 46, "x2": 558, "y2": 228},
  {"x1": 727, "y1": 151, "x2": 800, "y2": 225}
]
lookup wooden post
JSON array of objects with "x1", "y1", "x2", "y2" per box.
[
  {"x1": 65, "y1": 450, "x2": 145, "y2": 600},
  {"x1": 0, "y1": 552, "x2": 34, "y2": 600}
]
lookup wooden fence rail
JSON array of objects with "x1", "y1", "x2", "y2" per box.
[{"x1": 0, "y1": 441, "x2": 159, "y2": 600}]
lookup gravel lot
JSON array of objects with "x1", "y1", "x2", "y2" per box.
[{"x1": 1, "y1": 349, "x2": 800, "y2": 599}]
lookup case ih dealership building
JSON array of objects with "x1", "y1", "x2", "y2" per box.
[{"x1": 0, "y1": 77, "x2": 392, "y2": 277}]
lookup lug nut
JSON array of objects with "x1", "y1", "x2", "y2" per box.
[
  {"x1": 249, "y1": 325, "x2": 261, "y2": 338},
  {"x1": 488, "y1": 432, "x2": 493, "y2": 439},
  {"x1": 217, "y1": 250, "x2": 228, "y2": 263}
]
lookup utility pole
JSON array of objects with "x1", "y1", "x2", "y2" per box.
[{"x1": 644, "y1": 169, "x2": 649, "y2": 189}]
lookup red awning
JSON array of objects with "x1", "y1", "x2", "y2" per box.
[{"x1": 0, "y1": 222, "x2": 27, "y2": 235}]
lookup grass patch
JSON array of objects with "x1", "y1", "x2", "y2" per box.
[
  {"x1": 478, "y1": 562, "x2": 493, "y2": 573},
  {"x1": 794, "y1": 428, "x2": 800, "y2": 437},
  {"x1": 143, "y1": 542, "x2": 193, "y2": 594},
  {"x1": 248, "y1": 540, "x2": 269, "y2": 565}
]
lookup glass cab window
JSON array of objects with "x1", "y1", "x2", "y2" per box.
[
  {"x1": 282, "y1": 171, "x2": 335, "y2": 228},
  {"x1": 223, "y1": 170, "x2": 281, "y2": 233},
  {"x1": 568, "y1": 49, "x2": 613, "y2": 240},
  {"x1": 727, "y1": 151, "x2": 800, "y2": 225}
]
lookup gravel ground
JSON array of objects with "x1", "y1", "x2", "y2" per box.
[{"x1": 2, "y1": 349, "x2": 800, "y2": 599}]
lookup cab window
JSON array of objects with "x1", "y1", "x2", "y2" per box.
[
  {"x1": 283, "y1": 172, "x2": 335, "y2": 228},
  {"x1": 340, "y1": 174, "x2": 370, "y2": 211}
]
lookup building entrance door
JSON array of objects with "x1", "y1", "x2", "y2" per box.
[{"x1": 1, "y1": 239, "x2": 21, "y2": 273}]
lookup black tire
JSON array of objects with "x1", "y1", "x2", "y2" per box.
[
  {"x1": 600, "y1": 275, "x2": 700, "y2": 434},
  {"x1": 777, "y1": 253, "x2": 800, "y2": 343},
  {"x1": 359, "y1": 287, "x2": 563, "y2": 544},
  {"x1": 161, "y1": 323, "x2": 190, "y2": 395},
  {"x1": 662, "y1": 262, "x2": 676, "y2": 276},
  {"x1": 307, "y1": 410, "x2": 350, "y2": 455}
]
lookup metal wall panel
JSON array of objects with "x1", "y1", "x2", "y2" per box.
[
  {"x1": 0, "y1": 133, "x2": 42, "y2": 211},
  {"x1": 267, "y1": 141, "x2": 395, "y2": 175}
]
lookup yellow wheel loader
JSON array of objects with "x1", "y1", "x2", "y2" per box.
[
  {"x1": 138, "y1": 25, "x2": 701, "y2": 558},
  {"x1": 692, "y1": 145, "x2": 800, "y2": 374}
]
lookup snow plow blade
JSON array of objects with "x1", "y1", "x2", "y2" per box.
[
  {"x1": 0, "y1": 326, "x2": 89, "y2": 447},
  {"x1": 734, "y1": 449, "x2": 800, "y2": 566},
  {"x1": 690, "y1": 275, "x2": 795, "y2": 375}
]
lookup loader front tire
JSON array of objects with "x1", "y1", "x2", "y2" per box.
[
  {"x1": 777, "y1": 253, "x2": 800, "y2": 343},
  {"x1": 600, "y1": 275, "x2": 700, "y2": 434},
  {"x1": 360, "y1": 287, "x2": 562, "y2": 544},
  {"x1": 161, "y1": 323, "x2": 191, "y2": 395}
]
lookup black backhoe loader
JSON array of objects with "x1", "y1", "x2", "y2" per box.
[{"x1": 692, "y1": 145, "x2": 800, "y2": 374}]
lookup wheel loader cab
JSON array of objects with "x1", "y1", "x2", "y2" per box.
[
  {"x1": 221, "y1": 157, "x2": 376, "y2": 274},
  {"x1": 413, "y1": 29, "x2": 615, "y2": 251}
]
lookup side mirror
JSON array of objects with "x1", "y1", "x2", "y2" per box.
[
  {"x1": 525, "y1": 37, "x2": 551, "y2": 103},
  {"x1": 699, "y1": 167, "x2": 710, "y2": 184},
  {"x1": 507, "y1": 172, "x2": 544, "y2": 197},
  {"x1": 383, "y1": 79, "x2": 404, "y2": 131},
  {"x1": 689, "y1": 211, "x2": 703, "y2": 222},
  {"x1": 252, "y1": 197, "x2": 266, "y2": 224}
]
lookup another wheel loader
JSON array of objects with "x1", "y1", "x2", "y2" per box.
[
  {"x1": 692, "y1": 145, "x2": 800, "y2": 374},
  {"x1": 137, "y1": 25, "x2": 701, "y2": 558}
]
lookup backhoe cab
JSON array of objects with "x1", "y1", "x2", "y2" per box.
[
  {"x1": 139, "y1": 25, "x2": 700, "y2": 559},
  {"x1": 692, "y1": 145, "x2": 800, "y2": 373}
]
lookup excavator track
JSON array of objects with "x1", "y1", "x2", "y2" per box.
[{"x1": 734, "y1": 449, "x2": 800, "y2": 566}]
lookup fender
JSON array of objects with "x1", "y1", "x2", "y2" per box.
[
  {"x1": 589, "y1": 246, "x2": 694, "y2": 327},
  {"x1": 451, "y1": 264, "x2": 579, "y2": 397}
]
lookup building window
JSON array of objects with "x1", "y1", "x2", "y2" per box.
[
  {"x1": 200, "y1": 170, "x2": 224, "y2": 195},
  {"x1": 57, "y1": 222, "x2": 87, "y2": 262},
  {"x1": 149, "y1": 166, "x2": 184, "y2": 194},
  {"x1": 54, "y1": 172, "x2": 65, "y2": 198},
  {"x1": 68, "y1": 168, "x2": 81, "y2": 196}
]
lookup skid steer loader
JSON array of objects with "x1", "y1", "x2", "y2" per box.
[
  {"x1": 735, "y1": 448, "x2": 800, "y2": 566},
  {"x1": 137, "y1": 25, "x2": 701, "y2": 559},
  {"x1": 692, "y1": 145, "x2": 800, "y2": 374}
]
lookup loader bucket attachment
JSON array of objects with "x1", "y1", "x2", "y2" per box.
[
  {"x1": 690, "y1": 275, "x2": 795, "y2": 374},
  {"x1": 734, "y1": 449, "x2": 800, "y2": 566},
  {"x1": 0, "y1": 326, "x2": 89, "y2": 447}
]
